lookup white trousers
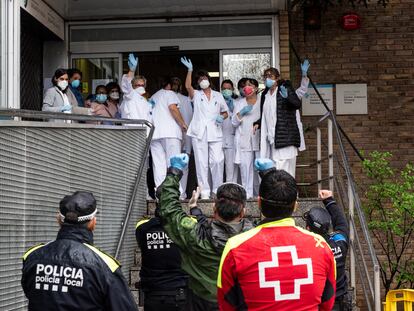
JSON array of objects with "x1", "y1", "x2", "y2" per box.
[
  {"x1": 224, "y1": 148, "x2": 238, "y2": 183},
  {"x1": 192, "y1": 134, "x2": 224, "y2": 198},
  {"x1": 150, "y1": 138, "x2": 183, "y2": 193},
  {"x1": 180, "y1": 158, "x2": 189, "y2": 199},
  {"x1": 240, "y1": 150, "x2": 260, "y2": 198},
  {"x1": 273, "y1": 157, "x2": 297, "y2": 178}
]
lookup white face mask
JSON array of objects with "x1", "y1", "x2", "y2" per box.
[
  {"x1": 57, "y1": 80, "x2": 68, "y2": 90},
  {"x1": 199, "y1": 79, "x2": 210, "y2": 90},
  {"x1": 136, "y1": 87, "x2": 146, "y2": 95},
  {"x1": 109, "y1": 91, "x2": 120, "y2": 100}
]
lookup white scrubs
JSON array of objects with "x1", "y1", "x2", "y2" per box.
[
  {"x1": 187, "y1": 89, "x2": 228, "y2": 198},
  {"x1": 177, "y1": 92, "x2": 193, "y2": 198},
  {"x1": 232, "y1": 96, "x2": 261, "y2": 198},
  {"x1": 150, "y1": 89, "x2": 183, "y2": 192},
  {"x1": 260, "y1": 77, "x2": 309, "y2": 178},
  {"x1": 222, "y1": 98, "x2": 238, "y2": 183}
]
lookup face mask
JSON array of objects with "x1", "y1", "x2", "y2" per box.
[
  {"x1": 199, "y1": 80, "x2": 210, "y2": 90},
  {"x1": 57, "y1": 80, "x2": 68, "y2": 90},
  {"x1": 265, "y1": 78, "x2": 276, "y2": 88},
  {"x1": 71, "y1": 79, "x2": 80, "y2": 88},
  {"x1": 239, "y1": 88, "x2": 245, "y2": 97},
  {"x1": 136, "y1": 87, "x2": 146, "y2": 95},
  {"x1": 96, "y1": 94, "x2": 107, "y2": 103},
  {"x1": 243, "y1": 85, "x2": 255, "y2": 97},
  {"x1": 221, "y1": 89, "x2": 233, "y2": 99},
  {"x1": 109, "y1": 91, "x2": 120, "y2": 100}
]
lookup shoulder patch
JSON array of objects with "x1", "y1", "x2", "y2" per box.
[
  {"x1": 136, "y1": 218, "x2": 151, "y2": 229},
  {"x1": 181, "y1": 217, "x2": 197, "y2": 229},
  {"x1": 22, "y1": 244, "x2": 45, "y2": 261},
  {"x1": 330, "y1": 233, "x2": 347, "y2": 243},
  {"x1": 83, "y1": 243, "x2": 120, "y2": 273}
]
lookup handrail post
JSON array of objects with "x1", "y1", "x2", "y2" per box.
[
  {"x1": 348, "y1": 182, "x2": 356, "y2": 293},
  {"x1": 374, "y1": 264, "x2": 381, "y2": 311},
  {"x1": 328, "y1": 119, "x2": 334, "y2": 192},
  {"x1": 317, "y1": 126, "x2": 322, "y2": 192}
]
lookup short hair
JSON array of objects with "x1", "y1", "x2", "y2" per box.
[
  {"x1": 131, "y1": 75, "x2": 147, "y2": 87},
  {"x1": 67, "y1": 68, "x2": 82, "y2": 79},
  {"x1": 263, "y1": 67, "x2": 280, "y2": 78},
  {"x1": 194, "y1": 70, "x2": 211, "y2": 89},
  {"x1": 95, "y1": 85, "x2": 107, "y2": 94},
  {"x1": 51, "y1": 68, "x2": 67, "y2": 86},
  {"x1": 215, "y1": 183, "x2": 247, "y2": 222},
  {"x1": 170, "y1": 77, "x2": 182, "y2": 93},
  {"x1": 221, "y1": 79, "x2": 234, "y2": 89},
  {"x1": 259, "y1": 170, "x2": 297, "y2": 219},
  {"x1": 246, "y1": 78, "x2": 259, "y2": 88},
  {"x1": 237, "y1": 77, "x2": 248, "y2": 89},
  {"x1": 106, "y1": 82, "x2": 120, "y2": 93}
]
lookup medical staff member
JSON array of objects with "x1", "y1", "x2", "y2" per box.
[
  {"x1": 150, "y1": 77, "x2": 188, "y2": 195},
  {"x1": 221, "y1": 80, "x2": 238, "y2": 183},
  {"x1": 259, "y1": 60, "x2": 310, "y2": 177},
  {"x1": 232, "y1": 79, "x2": 261, "y2": 198},
  {"x1": 181, "y1": 56, "x2": 228, "y2": 199},
  {"x1": 42, "y1": 68, "x2": 72, "y2": 114},
  {"x1": 120, "y1": 75, "x2": 151, "y2": 123},
  {"x1": 171, "y1": 77, "x2": 193, "y2": 199}
]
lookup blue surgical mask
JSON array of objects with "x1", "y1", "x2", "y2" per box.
[
  {"x1": 96, "y1": 94, "x2": 107, "y2": 103},
  {"x1": 71, "y1": 79, "x2": 81, "y2": 88},
  {"x1": 221, "y1": 89, "x2": 233, "y2": 99},
  {"x1": 265, "y1": 78, "x2": 276, "y2": 88}
]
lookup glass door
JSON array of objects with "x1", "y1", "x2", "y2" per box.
[
  {"x1": 220, "y1": 49, "x2": 272, "y2": 91},
  {"x1": 71, "y1": 54, "x2": 122, "y2": 99}
]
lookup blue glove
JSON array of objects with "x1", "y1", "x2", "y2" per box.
[
  {"x1": 216, "y1": 115, "x2": 224, "y2": 124},
  {"x1": 148, "y1": 98, "x2": 156, "y2": 108},
  {"x1": 239, "y1": 105, "x2": 253, "y2": 117},
  {"x1": 128, "y1": 53, "x2": 138, "y2": 71},
  {"x1": 61, "y1": 104, "x2": 72, "y2": 112},
  {"x1": 254, "y1": 158, "x2": 274, "y2": 172},
  {"x1": 279, "y1": 85, "x2": 288, "y2": 98},
  {"x1": 170, "y1": 154, "x2": 189, "y2": 171},
  {"x1": 180, "y1": 56, "x2": 193, "y2": 71},
  {"x1": 301, "y1": 59, "x2": 310, "y2": 77}
]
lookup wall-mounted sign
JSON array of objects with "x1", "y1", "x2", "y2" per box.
[
  {"x1": 20, "y1": 0, "x2": 64, "y2": 40},
  {"x1": 336, "y1": 83, "x2": 367, "y2": 115},
  {"x1": 302, "y1": 84, "x2": 334, "y2": 116}
]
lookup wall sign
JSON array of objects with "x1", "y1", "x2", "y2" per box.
[
  {"x1": 336, "y1": 83, "x2": 367, "y2": 115},
  {"x1": 20, "y1": 0, "x2": 64, "y2": 40},
  {"x1": 302, "y1": 84, "x2": 334, "y2": 116}
]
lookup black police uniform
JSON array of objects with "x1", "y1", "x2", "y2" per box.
[
  {"x1": 136, "y1": 216, "x2": 189, "y2": 311},
  {"x1": 21, "y1": 224, "x2": 137, "y2": 311},
  {"x1": 323, "y1": 196, "x2": 350, "y2": 311}
]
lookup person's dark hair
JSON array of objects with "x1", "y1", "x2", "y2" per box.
[
  {"x1": 215, "y1": 183, "x2": 247, "y2": 222},
  {"x1": 221, "y1": 79, "x2": 234, "y2": 89},
  {"x1": 170, "y1": 77, "x2": 182, "y2": 93},
  {"x1": 194, "y1": 70, "x2": 211, "y2": 89},
  {"x1": 106, "y1": 82, "x2": 120, "y2": 93},
  {"x1": 95, "y1": 85, "x2": 107, "y2": 94},
  {"x1": 246, "y1": 78, "x2": 259, "y2": 88},
  {"x1": 237, "y1": 78, "x2": 249, "y2": 90},
  {"x1": 67, "y1": 68, "x2": 82, "y2": 79},
  {"x1": 161, "y1": 76, "x2": 173, "y2": 89},
  {"x1": 51, "y1": 68, "x2": 67, "y2": 86},
  {"x1": 263, "y1": 67, "x2": 280, "y2": 78},
  {"x1": 259, "y1": 170, "x2": 297, "y2": 219}
]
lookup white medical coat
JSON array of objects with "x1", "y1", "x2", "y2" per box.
[{"x1": 176, "y1": 92, "x2": 193, "y2": 154}]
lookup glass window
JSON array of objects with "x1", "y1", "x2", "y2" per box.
[
  {"x1": 222, "y1": 52, "x2": 271, "y2": 91},
  {"x1": 72, "y1": 57, "x2": 120, "y2": 99}
]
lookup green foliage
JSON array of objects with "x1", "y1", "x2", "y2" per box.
[{"x1": 362, "y1": 151, "x2": 414, "y2": 293}]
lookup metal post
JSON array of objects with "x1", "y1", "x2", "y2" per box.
[
  {"x1": 317, "y1": 127, "x2": 322, "y2": 192},
  {"x1": 374, "y1": 264, "x2": 381, "y2": 311},
  {"x1": 348, "y1": 182, "x2": 356, "y2": 291},
  {"x1": 328, "y1": 119, "x2": 334, "y2": 192}
]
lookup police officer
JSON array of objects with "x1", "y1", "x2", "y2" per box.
[
  {"x1": 21, "y1": 191, "x2": 137, "y2": 311},
  {"x1": 135, "y1": 186, "x2": 189, "y2": 311},
  {"x1": 304, "y1": 189, "x2": 350, "y2": 311}
]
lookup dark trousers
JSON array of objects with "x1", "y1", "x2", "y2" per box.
[
  {"x1": 332, "y1": 295, "x2": 351, "y2": 311},
  {"x1": 144, "y1": 288, "x2": 187, "y2": 311},
  {"x1": 186, "y1": 289, "x2": 218, "y2": 311}
]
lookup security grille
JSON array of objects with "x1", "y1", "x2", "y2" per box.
[{"x1": 0, "y1": 117, "x2": 150, "y2": 310}]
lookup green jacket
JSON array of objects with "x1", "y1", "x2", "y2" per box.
[{"x1": 159, "y1": 172, "x2": 253, "y2": 302}]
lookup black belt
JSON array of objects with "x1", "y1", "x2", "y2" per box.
[{"x1": 145, "y1": 287, "x2": 186, "y2": 297}]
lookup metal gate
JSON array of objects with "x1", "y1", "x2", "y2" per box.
[{"x1": 0, "y1": 110, "x2": 153, "y2": 310}]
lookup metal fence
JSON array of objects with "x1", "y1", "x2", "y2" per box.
[{"x1": 0, "y1": 110, "x2": 153, "y2": 310}]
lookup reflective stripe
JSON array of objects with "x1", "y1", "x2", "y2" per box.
[
  {"x1": 22, "y1": 244, "x2": 45, "y2": 261},
  {"x1": 136, "y1": 218, "x2": 150, "y2": 229},
  {"x1": 83, "y1": 243, "x2": 120, "y2": 273}
]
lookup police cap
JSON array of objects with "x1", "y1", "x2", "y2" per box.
[
  {"x1": 304, "y1": 207, "x2": 331, "y2": 235},
  {"x1": 59, "y1": 191, "x2": 97, "y2": 224}
]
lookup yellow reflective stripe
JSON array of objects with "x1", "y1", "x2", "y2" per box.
[
  {"x1": 83, "y1": 244, "x2": 120, "y2": 273},
  {"x1": 188, "y1": 216, "x2": 198, "y2": 223},
  {"x1": 22, "y1": 244, "x2": 45, "y2": 261},
  {"x1": 136, "y1": 218, "x2": 150, "y2": 229},
  {"x1": 256, "y1": 217, "x2": 295, "y2": 229},
  {"x1": 217, "y1": 226, "x2": 262, "y2": 288}
]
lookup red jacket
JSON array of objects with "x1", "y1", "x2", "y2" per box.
[{"x1": 217, "y1": 218, "x2": 336, "y2": 311}]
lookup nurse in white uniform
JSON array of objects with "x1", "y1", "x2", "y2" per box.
[
  {"x1": 150, "y1": 77, "x2": 188, "y2": 194},
  {"x1": 232, "y1": 79, "x2": 261, "y2": 198},
  {"x1": 181, "y1": 56, "x2": 228, "y2": 199},
  {"x1": 221, "y1": 79, "x2": 238, "y2": 183},
  {"x1": 171, "y1": 77, "x2": 193, "y2": 199}
]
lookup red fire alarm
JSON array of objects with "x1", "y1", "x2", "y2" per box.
[{"x1": 341, "y1": 13, "x2": 361, "y2": 30}]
